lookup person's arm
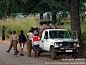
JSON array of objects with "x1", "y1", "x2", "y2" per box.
[
  {"x1": 24, "y1": 35, "x2": 27, "y2": 41},
  {"x1": 55, "y1": 24, "x2": 57, "y2": 29},
  {"x1": 27, "y1": 35, "x2": 29, "y2": 40},
  {"x1": 6, "y1": 34, "x2": 9, "y2": 38},
  {"x1": 17, "y1": 34, "x2": 19, "y2": 40},
  {"x1": 38, "y1": 37, "x2": 40, "y2": 41}
]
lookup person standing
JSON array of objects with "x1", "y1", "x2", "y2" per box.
[
  {"x1": 2, "y1": 26, "x2": 5, "y2": 41},
  {"x1": 32, "y1": 34, "x2": 40, "y2": 58},
  {"x1": 19, "y1": 30, "x2": 27, "y2": 56},
  {"x1": 6, "y1": 31, "x2": 13, "y2": 53},
  {"x1": 27, "y1": 30, "x2": 34, "y2": 57},
  {"x1": 12, "y1": 31, "x2": 19, "y2": 55}
]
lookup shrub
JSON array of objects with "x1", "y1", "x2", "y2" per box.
[
  {"x1": 82, "y1": 32, "x2": 86, "y2": 41},
  {"x1": 10, "y1": 13, "x2": 17, "y2": 18}
]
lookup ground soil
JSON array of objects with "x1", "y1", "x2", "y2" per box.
[{"x1": 0, "y1": 37, "x2": 86, "y2": 65}]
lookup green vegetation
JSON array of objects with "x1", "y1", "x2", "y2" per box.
[{"x1": 0, "y1": 16, "x2": 38, "y2": 37}]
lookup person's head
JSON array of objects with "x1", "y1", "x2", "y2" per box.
[
  {"x1": 3, "y1": 26, "x2": 5, "y2": 28},
  {"x1": 52, "y1": 20, "x2": 56, "y2": 25},
  {"x1": 61, "y1": 22, "x2": 64, "y2": 25},
  {"x1": 35, "y1": 27, "x2": 38, "y2": 31},
  {"x1": 10, "y1": 31, "x2": 12, "y2": 34},
  {"x1": 21, "y1": 30, "x2": 24, "y2": 34},
  {"x1": 29, "y1": 30, "x2": 33, "y2": 32},
  {"x1": 13, "y1": 31, "x2": 16, "y2": 34},
  {"x1": 40, "y1": 21, "x2": 43, "y2": 25},
  {"x1": 42, "y1": 21, "x2": 45, "y2": 24},
  {"x1": 30, "y1": 27, "x2": 35, "y2": 31},
  {"x1": 47, "y1": 21, "x2": 50, "y2": 25}
]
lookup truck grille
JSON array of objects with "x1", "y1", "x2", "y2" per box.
[{"x1": 62, "y1": 42, "x2": 74, "y2": 48}]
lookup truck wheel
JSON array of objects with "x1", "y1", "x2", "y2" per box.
[
  {"x1": 72, "y1": 52, "x2": 78, "y2": 59},
  {"x1": 38, "y1": 48, "x2": 42, "y2": 56},
  {"x1": 51, "y1": 47, "x2": 57, "y2": 59}
]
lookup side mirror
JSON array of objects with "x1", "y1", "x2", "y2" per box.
[
  {"x1": 73, "y1": 36, "x2": 76, "y2": 40},
  {"x1": 44, "y1": 36, "x2": 48, "y2": 39}
]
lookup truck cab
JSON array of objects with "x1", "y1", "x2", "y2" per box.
[{"x1": 39, "y1": 29, "x2": 81, "y2": 59}]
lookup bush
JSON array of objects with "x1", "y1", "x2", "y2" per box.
[
  {"x1": 82, "y1": 32, "x2": 86, "y2": 41},
  {"x1": 10, "y1": 13, "x2": 17, "y2": 18},
  {"x1": 0, "y1": 11, "x2": 4, "y2": 19},
  {"x1": 67, "y1": 29, "x2": 71, "y2": 36}
]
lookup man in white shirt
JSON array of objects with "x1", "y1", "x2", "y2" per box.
[{"x1": 27, "y1": 30, "x2": 34, "y2": 57}]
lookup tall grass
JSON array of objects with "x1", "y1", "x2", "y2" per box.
[{"x1": 0, "y1": 16, "x2": 39, "y2": 36}]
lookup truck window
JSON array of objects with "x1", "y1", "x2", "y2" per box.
[
  {"x1": 49, "y1": 31, "x2": 70, "y2": 38},
  {"x1": 45, "y1": 31, "x2": 48, "y2": 36},
  {"x1": 44, "y1": 31, "x2": 48, "y2": 39}
]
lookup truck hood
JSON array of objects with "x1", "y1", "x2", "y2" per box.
[{"x1": 49, "y1": 38, "x2": 75, "y2": 42}]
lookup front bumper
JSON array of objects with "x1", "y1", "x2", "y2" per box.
[{"x1": 53, "y1": 47, "x2": 81, "y2": 53}]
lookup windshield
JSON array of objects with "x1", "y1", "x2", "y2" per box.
[{"x1": 49, "y1": 31, "x2": 70, "y2": 38}]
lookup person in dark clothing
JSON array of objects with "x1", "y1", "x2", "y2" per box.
[
  {"x1": 19, "y1": 30, "x2": 27, "y2": 56},
  {"x1": 2, "y1": 26, "x2": 5, "y2": 41}
]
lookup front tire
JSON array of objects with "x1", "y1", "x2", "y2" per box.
[
  {"x1": 72, "y1": 52, "x2": 78, "y2": 59},
  {"x1": 51, "y1": 47, "x2": 57, "y2": 59}
]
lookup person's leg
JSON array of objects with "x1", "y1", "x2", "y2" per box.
[
  {"x1": 30, "y1": 41, "x2": 32, "y2": 55},
  {"x1": 27, "y1": 41, "x2": 29, "y2": 56},
  {"x1": 30, "y1": 41, "x2": 32, "y2": 49},
  {"x1": 27, "y1": 40, "x2": 31, "y2": 56},
  {"x1": 2, "y1": 36, "x2": 4, "y2": 41},
  {"x1": 20, "y1": 44, "x2": 22, "y2": 54},
  {"x1": 21, "y1": 45, "x2": 24, "y2": 54},
  {"x1": 15, "y1": 41, "x2": 17, "y2": 54},
  {"x1": 34, "y1": 51, "x2": 36, "y2": 57},
  {"x1": 28, "y1": 43, "x2": 31, "y2": 56},
  {"x1": 13, "y1": 41, "x2": 15, "y2": 52},
  {"x1": 7, "y1": 41, "x2": 13, "y2": 52},
  {"x1": 20, "y1": 44, "x2": 24, "y2": 56},
  {"x1": 13, "y1": 41, "x2": 17, "y2": 55},
  {"x1": 37, "y1": 51, "x2": 39, "y2": 57},
  {"x1": 17, "y1": 41, "x2": 19, "y2": 53},
  {"x1": 20, "y1": 48, "x2": 23, "y2": 54}
]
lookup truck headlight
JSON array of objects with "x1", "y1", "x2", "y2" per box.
[
  {"x1": 76, "y1": 42, "x2": 79, "y2": 47},
  {"x1": 56, "y1": 43, "x2": 62, "y2": 46},
  {"x1": 74, "y1": 42, "x2": 79, "y2": 47}
]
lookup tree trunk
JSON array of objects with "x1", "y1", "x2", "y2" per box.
[
  {"x1": 52, "y1": 14, "x2": 57, "y2": 22},
  {"x1": 40, "y1": 13, "x2": 43, "y2": 20},
  {"x1": 4, "y1": 0, "x2": 7, "y2": 20},
  {"x1": 65, "y1": 0, "x2": 84, "y2": 49}
]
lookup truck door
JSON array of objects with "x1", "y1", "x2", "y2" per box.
[{"x1": 41, "y1": 31, "x2": 49, "y2": 51}]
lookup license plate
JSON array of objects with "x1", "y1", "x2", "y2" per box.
[{"x1": 66, "y1": 50, "x2": 72, "y2": 52}]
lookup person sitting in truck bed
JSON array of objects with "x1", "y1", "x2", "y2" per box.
[
  {"x1": 45, "y1": 21, "x2": 51, "y2": 29},
  {"x1": 33, "y1": 27, "x2": 39, "y2": 36},
  {"x1": 51, "y1": 20, "x2": 58, "y2": 29},
  {"x1": 60, "y1": 22, "x2": 64, "y2": 29},
  {"x1": 38, "y1": 21, "x2": 44, "y2": 39}
]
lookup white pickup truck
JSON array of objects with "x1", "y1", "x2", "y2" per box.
[{"x1": 38, "y1": 29, "x2": 81, "y2": 59}]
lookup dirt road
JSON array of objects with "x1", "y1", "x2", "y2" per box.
[{"x1": 0, "y1": 38, "x2": 86, "y2": 65}]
